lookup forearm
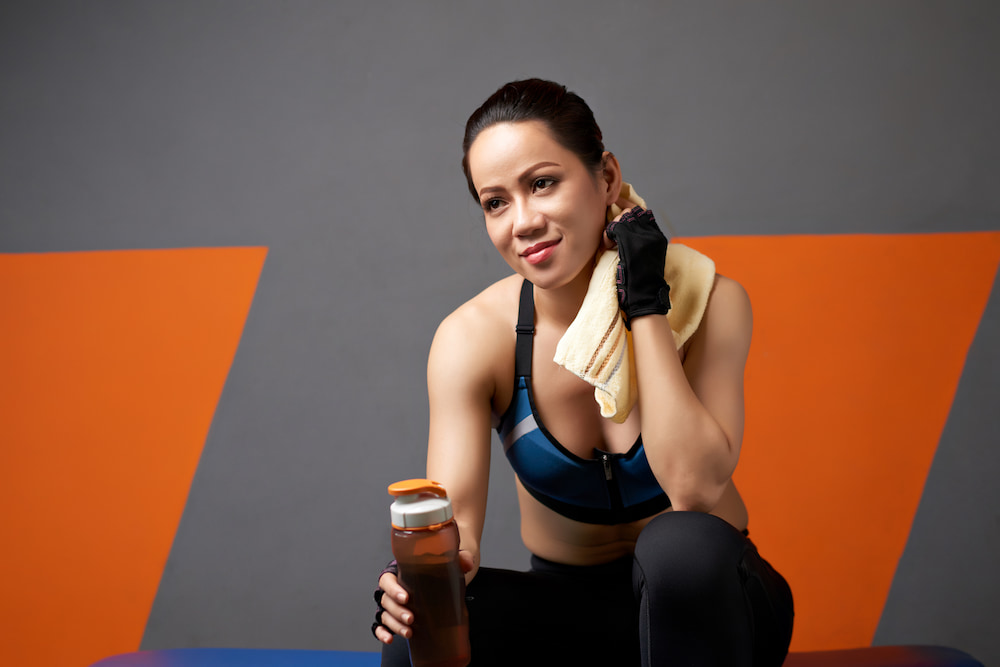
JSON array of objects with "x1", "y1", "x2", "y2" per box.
[
  {"x1": 630, "y1": 314, "x2": 736, "y2": 512},
  {"x1": 454, "y1": 522, "x2": 482, "y2": 584},
  {"x1": 426, "y1": 454, "x2": 486, "y2": 585}
]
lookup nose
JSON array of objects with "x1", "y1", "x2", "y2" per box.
[{"x1": 512, "y1": 200, "x2": 545, "y2": 237}]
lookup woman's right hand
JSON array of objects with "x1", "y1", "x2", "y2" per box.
[
  {"x1": 374, "y1": 570, "x2": 413, "y2": 644},
  {"x1": 374, "y1": 550, "x2": 476, "y2": 646}
]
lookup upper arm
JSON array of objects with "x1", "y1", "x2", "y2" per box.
[
  {"x1": 682, "y1": 275, "x2": 753, "y2": 470},
  {"x1": 424, "y1": 307, "x2": 499, "y2": 566}
]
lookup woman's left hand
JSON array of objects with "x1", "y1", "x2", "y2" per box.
[
  {"x1": 602, "y1": 196, "x2": 643, "y2": 249},
  {"x1": 603, "y1": 205, "x2": 671, "y2": 329}
]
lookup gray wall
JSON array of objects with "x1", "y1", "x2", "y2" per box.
[{"x1": 2, "y1": 0, "x2": 997, "y2": 662}]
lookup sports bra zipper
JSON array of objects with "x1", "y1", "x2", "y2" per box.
[{"x1": 599, "y1": 452, "x2": 624, "y2": 511}]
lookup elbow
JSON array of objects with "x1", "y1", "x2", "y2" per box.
[
  {"x1": 653, "y1": 434, "x2": 736, "y2": 514},
  {"x1": 661, "y1": 469, "x2": 729, "y2": 514},
  {"x1": 667, "y1": 486, "x2": 724, "y2": 514}
]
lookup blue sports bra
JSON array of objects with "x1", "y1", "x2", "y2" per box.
[{"x1": 495, "y1": 280, "x2": 671, "y2": 525}]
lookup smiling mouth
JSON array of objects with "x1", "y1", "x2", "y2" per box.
[
  {"x1": 521, "y1": 240, "x2": 559, "y2": 264},
  {"x1": 522, "y1": 240, "x2": 559, "y2": 257}
]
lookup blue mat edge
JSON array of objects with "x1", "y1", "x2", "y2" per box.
[
  {"x1": 92, "y1": 645, "x2": 983, "y2": 667},
  {"x1": 90, "y1": 648, "x2": 381, "y2": 666}
]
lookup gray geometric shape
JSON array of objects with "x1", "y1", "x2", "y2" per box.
[
  {"x1": 875, "y1": 270, "x2": 1000, "y2": 666},
  {"x1": 2, "y1": 0, "x2": 998, "y2": 658}
]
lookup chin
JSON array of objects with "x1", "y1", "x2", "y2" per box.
[{"x1": 523, "y1": 265, "x2": 592, "y2": 292}]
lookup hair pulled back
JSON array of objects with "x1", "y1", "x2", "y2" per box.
[{"x1": 461, "y1": 79, "x2": 605, "y2": 202}]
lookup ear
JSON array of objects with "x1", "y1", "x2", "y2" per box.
[{"x1": 599, "y1": 151, "x2": 623, "y2": 206}]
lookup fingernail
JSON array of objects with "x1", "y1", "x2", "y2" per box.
[
  {"x1": 402, "y1": 612, "x2": 412, "y2": 624},
  {"x1": 397, "y1": 593, "x2": 407, "y2": 603}
]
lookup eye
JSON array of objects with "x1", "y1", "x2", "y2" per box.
[
  {"x1": 533, "y1": 177, "x2": 556, "y2": 192},
  {"x1": 482, "y1": 198, "x2": 504, "y2": 212}
]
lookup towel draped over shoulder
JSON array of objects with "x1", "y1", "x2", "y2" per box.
[{"x1": 553, "y1": 184, "x2": 716, "y2": 423}]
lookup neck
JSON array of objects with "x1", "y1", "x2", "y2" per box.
[{"x1": 532, "y1": 252, "x2": 601, "y2": 329}]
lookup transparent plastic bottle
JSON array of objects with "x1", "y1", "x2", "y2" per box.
[{"x1": 389, "y1": 479, "x2": 471, "y2": 667}]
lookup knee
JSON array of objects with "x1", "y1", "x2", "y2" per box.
[{"x1": 633, "y1": 511, "x2": 746, "y2": 600}]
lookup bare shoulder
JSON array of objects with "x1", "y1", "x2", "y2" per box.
[
  {"x1": 433, "y1": 275, "x2": 521, "y2": 350},
  {"x1": 428, "y1": 275, "x2": 522, "y2": 393},
  {"x1": 689, "y1": 274, "x2": 752, "y2": 358},
  {"x1": 707, "y1": 274, "x2": 751, "y2": 324}
]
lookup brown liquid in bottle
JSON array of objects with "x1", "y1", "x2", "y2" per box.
[{"x1": 389, "y1": 480, "x2": 470, "y2": 667}]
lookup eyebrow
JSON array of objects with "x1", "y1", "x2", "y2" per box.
[{"x1": 477, "y1": 161, "x2": 561, "y2": 199}]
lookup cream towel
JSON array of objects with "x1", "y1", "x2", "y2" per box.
[{"x1": 553, "y1": 184, "x2": 716, "y2": 423}]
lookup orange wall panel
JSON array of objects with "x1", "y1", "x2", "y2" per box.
[
  {"x1": 680, "y1": 232, "x2": 1000, "y2": 651},
  {"x1": 0, "y1": 247, "x2": 267, "y2": 667},
  {"x1": 3, "y1": 234, "x2": 998, "y2": 661}
]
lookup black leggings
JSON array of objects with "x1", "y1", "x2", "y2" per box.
[{"x1": 381, "y1": 512, "x2": 793, "y2": 667}]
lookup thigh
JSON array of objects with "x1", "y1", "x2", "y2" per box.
[
  {"x1": 632, "y1": 512, "x2": 793, "y2": 667},
  {"x1": 379, "y1": 633, "x2": 411, "y2": 667},
  {"x1": 633, "y1": 512, "x2": 755, "y2": 666},
  {"x1": 386, "y1": 558, "x2": 636, "y2": 667},
  {"x1": 467, "y1": 562, "x2": 638, "y2": 667},
  {"x1": 382, "y1": 563, "x2": 637, "y2": 667},
  {"x1": 740, "y1": 539, "x2": 794, "y2": 667}
]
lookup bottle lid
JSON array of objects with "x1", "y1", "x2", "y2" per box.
[{"x1": 388, "y1": 479, "x2": 453, "y2": 529}]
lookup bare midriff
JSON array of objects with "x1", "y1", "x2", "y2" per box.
[{"x1": 518, "y1": 478, "x2": 749, "y2": 566}]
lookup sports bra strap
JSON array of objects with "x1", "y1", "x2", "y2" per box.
[{"x1": 514, "y1": 280, "x2": 535, "y2": 378}]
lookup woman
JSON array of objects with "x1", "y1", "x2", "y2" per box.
[{"x1": 373, "y1": 79, "x2": 793, "y2": 666}]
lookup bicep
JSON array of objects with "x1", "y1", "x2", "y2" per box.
[
  {"x1": 424, "y1": 317, "x2": 496, "y2": 553},
  {"x1": 683, "y1": 276, "x2": 753, "y2": 463}
]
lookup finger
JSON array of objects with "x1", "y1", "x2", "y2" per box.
[
  {"x1": 379, "y1": 572, "x2": 409, "y2": 605},
  {"x1": 458, "y1": 550, "x2": 475, "y2": 574},
  {"x1": 375, "y1": 617, "x2": 409, "y2": 645},
  {"x1": 612, "y1": 204, "x2": 642, "y2": 224},
  {"x1": 379, "y1": 591, "x2": 414, "y2": 633},
  {"x1": 378, "y1": 603, "x2": 414, "y2": 639},
  {"x1": 603, "y1": 219, "x2": 618, "y2": 249},
  {"x1": 375, "y1": 624, "x2": 395, "y2": 645}
]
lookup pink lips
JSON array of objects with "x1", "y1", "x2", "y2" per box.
[{"x1": 521, "y1": 240, "x2": 559, "y2": 265}]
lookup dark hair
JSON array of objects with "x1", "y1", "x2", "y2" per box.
[{"x1": 461, "y1": 79, "x2": 605, "y2": 202}]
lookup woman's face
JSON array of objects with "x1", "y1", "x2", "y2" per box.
[{"x1": 466, "y1": 120, "x2": 618, "y2": 290}]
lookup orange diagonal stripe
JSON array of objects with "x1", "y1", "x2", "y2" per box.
[
  {"x1": 677, "y1": 232, "x2": 1000, "y2": 651},
  {"x1": 0, "y1": 247, "x2": 268, "y2": 667}
]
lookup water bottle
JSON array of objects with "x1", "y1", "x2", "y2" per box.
[{"x1": 389, "y1": 479, "x2": 471, "y2": 667}]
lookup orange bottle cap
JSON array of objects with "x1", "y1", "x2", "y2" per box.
[
  {"x1": 387, "y1": 479, "x2": 448, "y2": 498},
  {"x1": 388, "y1": 479, "x2": 453, "y2": 529}
]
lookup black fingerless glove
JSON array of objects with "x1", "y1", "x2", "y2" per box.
[
  {"x1": 372, "y1": 560, "x2": 398, "y2": 639},
  {"x1": 605, "y1": 207, "x2": 671, "y2": 329}
]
